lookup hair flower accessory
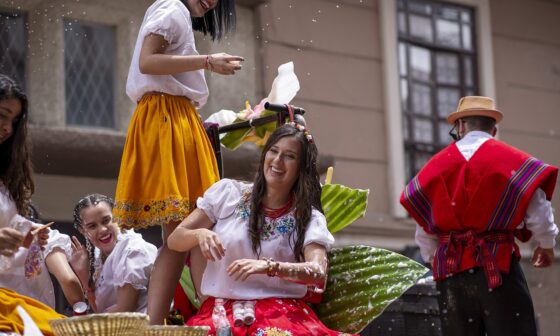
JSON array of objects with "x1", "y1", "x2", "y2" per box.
[{"x1": 286, "y1": 121, "x2": 314, "y2": 143}]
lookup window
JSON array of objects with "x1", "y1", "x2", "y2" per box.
[
  {"x1": 0, "y1": 11, "x2": 26, "y2": 88},
  {"x1": 64, "y1": 19, "x2": 115, "y2": 128},
  {"x1": 398, "y1": 0, "x2": 478, "y2": 179}
]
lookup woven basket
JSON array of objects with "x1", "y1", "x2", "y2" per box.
[
  {"x1": 144, "y1": 325, "x2": 210, "y2": 336},
  {"x1": 49, "y1": 312, "x2": 149, "y2": 336}
]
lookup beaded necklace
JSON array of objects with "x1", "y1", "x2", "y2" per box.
[{"x1": 263, "y1": 195, "x2": 294, "y2": 219}]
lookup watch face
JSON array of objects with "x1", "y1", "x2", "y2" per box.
[{"x1": 73, "y1": 301, "x2": 88, "y2": 315}]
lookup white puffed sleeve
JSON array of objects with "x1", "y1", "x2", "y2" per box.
[
  {"x1": 303, "y1": 209, "x2": 335, "y2": 250},
  {"x1": 43, "y1": 229, "x2": 72, "y2": 259},
  {"x1": 114, "y1": 244, "x2": 157, "y2": 291},
  {"x1": 142, "y1": 0, "x2": 190, "y2": 44},
  {"x1": 197, "y1": 179, "x2": 246, "y2": 223}
]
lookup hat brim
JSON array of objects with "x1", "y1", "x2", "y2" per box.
[{"x1": 447, "y1": 108, "x2": 503, "y2": 124}]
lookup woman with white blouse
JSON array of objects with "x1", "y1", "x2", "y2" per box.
[
  {"x1": 0, "y1": 73, "x2": 83, "y2": 310},
  {"x1": 69, "y1": 194, "x2": 157, "y2": 313},
  {"x1": 168, "y1": 124, "x2": 355, "y2": 335}
]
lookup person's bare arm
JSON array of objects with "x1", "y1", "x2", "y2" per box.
[
  {"x1": 45, "y1": 249, "x2": 85, "y2": 305},
  {"x1": 139, "y1": 34, "x2": 243, "y2": 75},
  {"x1": 167, "y1": 208, "x2": 225, "y2": 261},
  {"x1": 113, "y1": 284, "x2": 141, "y2": 312},
  {"x1": 227, "y1": 243, "x2": 328, "y2": 290}
]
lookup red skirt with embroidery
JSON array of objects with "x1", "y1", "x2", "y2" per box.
[{"x1": 187, "y1": 297, "x2": 355, "y2": 336}]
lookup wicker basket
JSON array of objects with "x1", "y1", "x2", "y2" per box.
[
  {"x1": 49, "y1": 312, "x2": 149, "y2": 336},
  {"x1": 143, "y1": 325, "x2": 210, "y2": 336}
]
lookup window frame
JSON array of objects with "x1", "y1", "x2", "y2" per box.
[
  {"x1": 380, "y1": 0, "x2": 496, "y2": 217},
  {"x1": 63, "y1": 18, "x2": 117, "y2": 129},
  {"x1": 0, "y1": 9, "x2": 27, "y2": 89}
]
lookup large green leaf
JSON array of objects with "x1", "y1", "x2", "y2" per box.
[
  {"x1": 315, "y1": 245, "x2": 428, "y2": 334},
  {"x1": 220, "y1": 110, "x2": 278, "y2": 150},
  {"x1": 321, "y1": 184, "x2": 369, "y2": 233},
  {"x1": 179, "y1": 266, "x2": 201, "y2": 309},
  {"x1": 220, "y1": 120, "x2": 254, "y2": 150}
]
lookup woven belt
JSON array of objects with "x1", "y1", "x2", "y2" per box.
[{"x1": 439, "y1": 230, "x2": 514, "y2": 289}]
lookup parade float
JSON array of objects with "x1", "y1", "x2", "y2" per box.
[{"x1": 7, "y1": 63, "x2": 427, "y2": 336}]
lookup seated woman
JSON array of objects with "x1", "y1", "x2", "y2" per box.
[
  {"x1": 0, "y1": 73, "x2": 84, "y2": 310},
  {"x1": 69, "y1": 194, "x2": 157, "y2": 313},
  {"x1": 168, "y1": 124, "x2": 355, "y2": 335}
]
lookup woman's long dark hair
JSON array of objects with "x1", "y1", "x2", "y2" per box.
[
  {"x1": 248, "y1": 124, "x2": 323, "y2": 262},
  {"x1": 0, "y1": 74, "x2": 33, "y2": 216},
  {"x1": 189, "y1": 0, "x2": 237, "y2": 40},
  {"x1": 73, "y1": 194, "x2": 115, "y2": 289}
]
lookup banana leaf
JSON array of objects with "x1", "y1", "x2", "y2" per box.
[
  {"x1": 220, "y1": 110, "x2": 278, "y2": 150},
  {"x1": 315, "y1": 245, "x2": 428, "y2": 334},
  {"x1": 179, "y1": 266, "x2": 201, "y2": 309},
  {"x1": 321, "y1": 184, "x2": 369, "y2": 233}
]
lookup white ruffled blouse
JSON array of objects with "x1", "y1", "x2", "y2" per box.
[
  {"x1": 126, "y1": 0, "x2": 209, "y2": 106},
  {"x1": 0, "y1": 183, "x2": 72, "y2": 308},
  {"x1": 93, "y1": 230, "x2": 157, "y2": 313},
  {"x1": 198, "y1": 179, "x2": 335, "y2": 300}
]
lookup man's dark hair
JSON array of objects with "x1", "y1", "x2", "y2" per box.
[{"x1": 463, "y1": 116, "x2": 496, "y2": 133}]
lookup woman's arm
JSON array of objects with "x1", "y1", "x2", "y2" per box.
[
  {"x1": 167, "y1": 209, "x2": 225, "y2": 261},
  {"x1": 110, "y1": 284, "x2": 141, "y2": 313},
  {"x1": 45, "y1": 249, "x2": 85, "y2": 305},
  {"x1": 139, "y1": 34, "x2": 243, "y2": 75},
  {"x1": 226, "y1": 243, "x2": 328, "y2": 289},
  {"x1": 68, "y1": 236, "x2": 98, "y2": 312}
]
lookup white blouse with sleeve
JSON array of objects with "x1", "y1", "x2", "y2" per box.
[
  {"x1": 198, "y1": 179, "x2": 335, "y2": 300},
  {"x1": 0, "y1": 183, "x2": 72, "y2": 308},
  {"x1": 94, "y1": 230, "x2": 157, "y2": 313},
  {"x1": 126, "y1": 0, "x2": 209, "y2": 106}
]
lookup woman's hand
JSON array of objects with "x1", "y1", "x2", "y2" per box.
[
  {"x1": 23, "y1": 226, "x2": 50, "y2": 250},
  {"x1": 207, "y1": 53, "x2": 244, "y2": 75},
  {"x1": 227, "y1": 259, "x2": 268, "y2": 281},
  {"x1": 195, "y1": 228, "x2": 225, "y2": 261},
  {"x1": 0, "y1": 227, "x2": 24, "y2": 256},
  {"x1": 69, "y1": 236, "x2": 90, "y2": 282}
]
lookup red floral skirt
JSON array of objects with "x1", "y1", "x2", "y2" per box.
[{"x1": 187, "y1": 297, "x2": 355, "y2": 336}]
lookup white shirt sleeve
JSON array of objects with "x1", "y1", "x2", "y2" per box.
[
  {"x1": 141, "y1": 0, "x2": 187, "y2": 44},
  {"x1": 524, "y1": 188, "x2": 558, "y2": 249},
  {"x1": 43, "y1": 229, "x2": 72, "y2": 259},
  {"x1": 197, "y1": 179, "x2": 244, "y2": 223},
  {"x1": 303, "y1": 209, "x2": 335, "y2": 250},
  {"x1": 113, "y1": 244, "x2": 157, "y2": 291},
  {"x1": 415, "y1": 225, "x2": 438, "y2": 263}
]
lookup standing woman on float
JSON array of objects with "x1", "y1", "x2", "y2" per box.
[{"x1": 114, "y1": 0, "x2": 243, "y2": 324}]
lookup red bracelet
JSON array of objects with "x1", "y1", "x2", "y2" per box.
[{"x1": 204, "y1": 55, "x2": 212, "y2": 71}]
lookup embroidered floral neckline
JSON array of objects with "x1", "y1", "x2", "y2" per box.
[{"x1": 237, "y1": 187, "x2": 296, "y2": 241}]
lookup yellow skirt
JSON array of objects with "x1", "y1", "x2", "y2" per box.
[
  {"x1": 114, "y1": 93, "x2": 219, "y2": 229},
  {"x1": 0, "y1": 288, "x2": 64, "y2": 335}
]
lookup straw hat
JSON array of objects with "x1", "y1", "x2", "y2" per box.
[{"x1": 447, "y1": 96, "x2": 503, "y2": 124}]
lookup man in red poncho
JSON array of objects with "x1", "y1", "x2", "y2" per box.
[{"x1": 400, "y1": 96, "x2": 558, "y2": 336}]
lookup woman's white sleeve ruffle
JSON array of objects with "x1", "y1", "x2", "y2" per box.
[
  {"x1": 303, "y1": 210, "x2": 335, "y2": 250},
  {"x1": 43, "y1": 229, "x2": 72, "y2": 259},
  {"x1": 197, "y1": 179, "x2": 244, "y2": 223},
  {"x1": 113, "y1": 245, "x2": 157, "y2": 291},
  {"x1": 141, "y1": 1, "x2": 187, "y2": 44}
]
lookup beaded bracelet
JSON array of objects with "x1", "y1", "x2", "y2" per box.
[{"x1": 265, "y1": 258, "x2": 279, "y2": 277}]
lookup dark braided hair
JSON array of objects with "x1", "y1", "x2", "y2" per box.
[
  {"x1": 248, "y1": 124, "x2": 323, "y2": 262},
  {"x1": 0, "y1": 74, "x2": 33, "y2": 216},
  {"x1": 73, "y1": 194, "x2": 115, "y2": 289}
]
